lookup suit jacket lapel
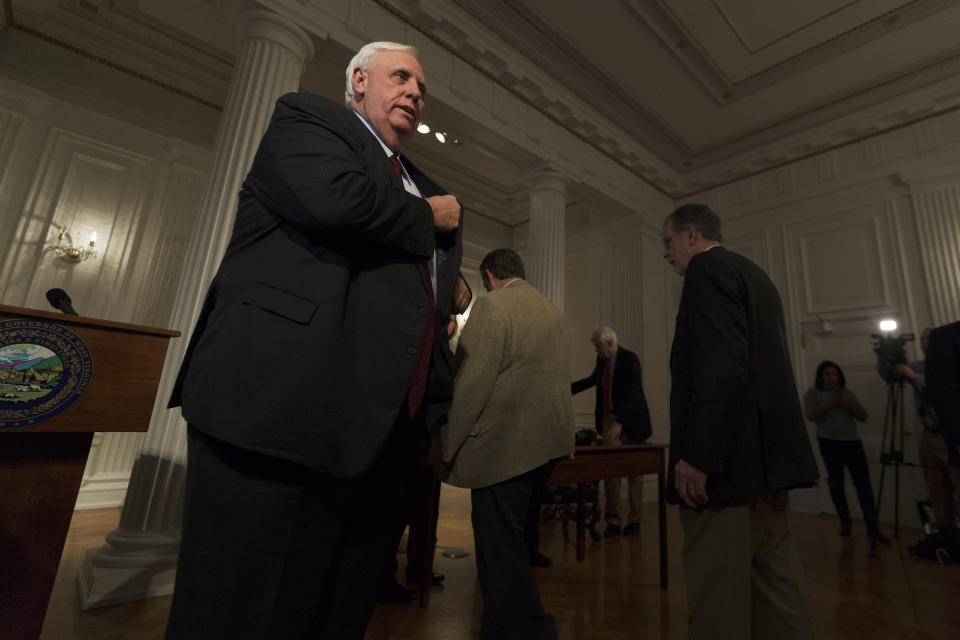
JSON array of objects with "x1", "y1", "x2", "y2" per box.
[
  {"x1": 350, "y1": 112, "x2": 405, "y2": 189},
  {"x1": 403, "y1": 156, "x2": 462, "y2": 301}
]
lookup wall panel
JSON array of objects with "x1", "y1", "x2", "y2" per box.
[{"x1": 0, "y1": 77, "x2": 211, "y2": 508}]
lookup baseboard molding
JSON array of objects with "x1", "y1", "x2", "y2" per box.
[{"x1": 75, "y1": 471, "x2": 130, "y2": 510}]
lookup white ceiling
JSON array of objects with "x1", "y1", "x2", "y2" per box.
[
  {"x1": 7, "y1": 0, "x2": 960, "y2": 224},
  {"x1": 452, "y1": 0, "x2": 960, "y2": 173}
]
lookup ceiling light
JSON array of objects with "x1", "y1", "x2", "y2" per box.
[
  {"x1": 435, "y1": 131, "x2": 446, "y2": 143},
  {"x1": 417, "y1": 123, "x2": 430, "y2": 134}
]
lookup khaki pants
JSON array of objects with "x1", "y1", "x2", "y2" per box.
[
  {"x1": 678, "y1": 490, "x2": 819, "y2": 640},
  {"x1": 604, "y1": 475, "x2": 644, "y2": 527},
  {"x1": 919, "y1": 428, "x2": 960, "y2": 531},
  {"x1": 601, "y1": 412, "x2": 644, "y2": 527}
]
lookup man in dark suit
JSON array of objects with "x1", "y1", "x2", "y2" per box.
[
  {"x1": 572, "y1": 326, "x2": 652, "y2": 537},
  {"x1": 927, "y1": 320, "x2": 960, "y2": 469},
  {"x1": 165, "y1": 42, "x2": 465, "y2": 639},
  {"x1": 663, "y1": 204, "x2": 819, "y2": 640}
]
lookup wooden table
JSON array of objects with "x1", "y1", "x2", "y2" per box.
[{"x1": 548, "y1": 443, "x2": 668, "y2": 588}]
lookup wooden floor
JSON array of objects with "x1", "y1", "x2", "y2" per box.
[{"x1": 40, "y1": 486, "x2": 959, "y2": 639}]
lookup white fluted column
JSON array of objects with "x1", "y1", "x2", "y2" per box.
[
  {"x1": 526, "y1": 168, "x2": 568, "y2": 311},
  {"x1": 611, "y1": 233, "x2": 642, "y2": 350},
  {"x1": 79, "y1": 9, "x2": 314, "y2": 609},
  {"x1": 910, "y1": 183, "x2": 960, "y2": 325}
]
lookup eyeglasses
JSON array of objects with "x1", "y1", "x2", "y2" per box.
[{"x1": 662, "y1": 224, "x2": 692, "y2": 248}]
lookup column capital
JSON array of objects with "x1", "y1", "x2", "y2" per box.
[
  {"x1": 895, "y1": 169, "x2": 960, "y2": 193},
  {"x1": 523, "y1": 161, "x2": 569, "y2": 192},
  {"x1": 241, "y1": 8, "x2": 315, "y2": 66}
]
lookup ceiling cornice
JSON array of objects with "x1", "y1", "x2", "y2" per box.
[
  {"x1": 372, "y1": 0, "x2": 675, "y2": 198},
  {"x1": 4, "y1": 0, "x2": 226, "y2": 111},
  {"x1": 7, "y1": 0, "x2": 960, "y2": 202}
]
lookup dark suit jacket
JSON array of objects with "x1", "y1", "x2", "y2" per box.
[
  {"x1": 571, "y1": 346, "x2": 652, "y2": 442},
  {"x1": 926, "y1": 320, "x2": 960, "y2": 468},
  {"x1": 169, "y1": 93, "x2": 463, "y2": 478},
  {"x1": 668, "y1": 247, "x2": 818, "y2": 507}
]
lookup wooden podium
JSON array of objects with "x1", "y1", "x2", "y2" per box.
[{"x1": 0, "y1": 304, "x2": 179, "y2": 640}]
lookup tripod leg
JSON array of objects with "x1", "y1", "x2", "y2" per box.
[
  {"x1": 894, "y1": 380, "x2": 907, "y2": 538},
  {"x1": 871, "y1": 381, "x2": 900, "y2": 557}
]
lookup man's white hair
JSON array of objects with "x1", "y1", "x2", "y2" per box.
[
  {"x1": 591, "y1": 326, "x2": 617, "y2": 345},
  {"x1": 344, "y1": 41, "x2": 419, "y2": 107}
]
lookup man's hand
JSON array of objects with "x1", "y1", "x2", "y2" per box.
[
  {"x1": 896, "y1": 363, "x2": 917, "y2": 380},
  {"x1": 426, "y1": 195, "x2": 460, "y2": 232},
  {"x1": 453, "y1": 274, "x2": 471, "y2": 314},
  {"x1": 674, "y1": 459, "x2": 709, "y2": 508},
  {"x1": 428, "y1": 434, "x2": 451, "y2": 475},
  {"x1": 602, "y1": 422, "x2": 623, "y2": 446}
]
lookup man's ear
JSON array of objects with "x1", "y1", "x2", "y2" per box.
[
  {"x1": 481, "y1": 268, "x2": 494, "y2": 291},
  {"x1": 352, "y1": 68, "x2": 365, "y2": 98}
]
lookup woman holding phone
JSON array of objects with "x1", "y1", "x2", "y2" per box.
[{"x1": 804, "y1": 360, "x2": 889, "y2": 543}]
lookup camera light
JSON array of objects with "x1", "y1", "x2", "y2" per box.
[{"x1": 879, "y1": 319, "x2": 898, "y2": 333}]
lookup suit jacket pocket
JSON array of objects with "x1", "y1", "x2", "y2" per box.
[{"x1": 241, "y1": 282, "x2": 318, "y2": 324}]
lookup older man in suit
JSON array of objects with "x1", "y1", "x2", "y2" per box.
[
  {"x1": 663, "y1": 204, "x2": 819, "y2": 640},
  {"x1": 166, "y1": 42, "x2": 464, "y2": 639},
  {"x1": 437, "y1": 248, "x2": 574, "y2": 640},
  {"x1": 572, "y1": 325, "x2": 652, "y2": 537}
]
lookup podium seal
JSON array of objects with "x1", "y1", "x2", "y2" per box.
[{"x1": 0, "y1": 318, "x2": 93, "y2": 429}]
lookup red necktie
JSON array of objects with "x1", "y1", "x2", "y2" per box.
[
  {"x1": 602, "y1": 359, "x2": 611, "y2": 416},
  {"x1": 392, "y1": 155, "x2": 435, "y2": 418},
  {"x1": 390, "y1": 154, "x2": 403, "y2": 182}
]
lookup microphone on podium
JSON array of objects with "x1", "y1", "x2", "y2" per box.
[{"x1": 45, "y1": 288, "x2": 79, "y2": 315}]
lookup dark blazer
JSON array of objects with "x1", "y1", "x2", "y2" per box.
[
  {"x1": 169, "y1": 93, "x2": 463, "y2": 478},
  {"x1": 926, "y1": 321, "x2": 960, "y2": 468},
  {"x1": 571, "y1": 346, "x2": 652, "y2": 442},
  {"x1": 668, "y1": 246, "x2": 818, "y2": 507}
]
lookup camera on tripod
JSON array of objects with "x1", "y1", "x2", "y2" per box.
[
  {"x1": 869, "y1": 318, "x2": 917, "y2": 551},
  {"x1": 870, "y1": 327, "x2": 914, "y2": 384}
]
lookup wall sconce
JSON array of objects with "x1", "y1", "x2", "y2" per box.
[
  {"x1": 53, "y1": 226, "x2": 98, "y2": 264},
  {"x1": 814, "y1": 317, "x2": 833, "y2": 336}
]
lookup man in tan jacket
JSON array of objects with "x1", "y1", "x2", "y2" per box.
[{"x1": 437, "y1": 248, "x2": 575, "y2": 640}]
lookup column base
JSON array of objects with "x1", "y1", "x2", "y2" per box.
[{"x1": 78, "y1": 530, "x2": 180, "y2": 610}]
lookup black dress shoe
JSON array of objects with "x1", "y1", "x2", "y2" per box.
[
  {"x1": 622, "y1": 522, "x2": 640, "y2": 535},
  {"x1": 378, "y1": 578, "x2": 416, "y2": 604},
  {"x1": 869, "y1": 530, "x2": 891, "y2": 544},
  {"x1": 529, "y1": 551, "x2": 552, "y2": 567},
  {"x1": 406, "y1": 570, "x2": 445, "y2": 585},
  {"x1": 603, "y1": 524, "x2": 621, "y2": 538}
]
